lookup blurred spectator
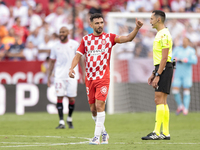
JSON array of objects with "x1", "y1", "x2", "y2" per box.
[
  {"x1": 6, "y1": 7, "x2": 15, "y2": 30},
  {"x1": 185, "y1": 25, "x2": 199, "y2": 47},
  {"x1": 2, "y1": 28, "x2": 15, "y2": 50},
  {"x1": 133, "y1": 41, "x2": 149, "y2": 58},
  {"x1": 159, "y1": 0, "x2": 171, "y2": 11},
  {"x1": 21, "y1": 0, "x2": 36, "y2": 8},
  {"x1": 0, "y1": 3, "x2": 9, "y2": 25},
  {"x1": 6, "y1": 36, "x2": 24, "y2": 61},
  {"x1": 185, "y1": 0, "x2": 193, "y2": 12},
  {"x1": 0, "y1": 0, "x2": 6, "y2": 5},
  {"x1": 23, "y1": 41, "x2": 38, "y2": 61},
  {"x1": 84, "y1": 13, "x2": 93, "y2": 34},
  {"x1": 27, "y1": 27, "x2": 43, "y2": 47},
  {"x1": 50, "y1": 33, "x2": 60, "y2": 45},
  {"x1": 37, "y1": 34, "x2": 54, "y2": 61},
  {"x1": 115, "y1": 41, "x2": 135, "y2": 60},
  {"x1": 45, "y1": 0, "x2": 55, "y2": 16},
  {"x1": 27, "y1": 7, "x2": 42, "y2": 32},
  {"x1": 0, "y1": 38, "x2": 5, "y2": 60},
  {"x1": 12, "y1": 17, "x2": 29, "y2": 43},
  {"x1": 63, "y1": 0, "x2": 72, "y2": 17},
  {"x1": 13, "y1": 0, "x2": 28, "y2": 26},
  {"x1": 45, "y1": 6, "x2": 67, "y2": 31},
  {"x1": 39, "y1": 22, "x2": 55, "y2": 38},
  {"x1": 41, "y1": 56, "x2": 52, "y2": 84},
  {"x1": 126, "y1": 0, "x2": 141, "y2": 12},
  {"x1": 142, "y1": 30, "x2": 155, "y2": 57},
  {"x1": 0, "y1": 24, "x2": 8, "y2": 39},
  {"x1": 171, "y1": 0, "x2": 186, "y2": 12},
  {"x1": 166, "y1": 19, "x2": 185, "y2": 41},
  {"x1": 34, "y1": 3, "x2": 45, "y2": 18},
  {"x1": 54, "y1": 0, "x2": 65, "y2": 10}
]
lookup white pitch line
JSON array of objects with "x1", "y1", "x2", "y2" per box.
[
  {"x1": 0, "y1": 135, "x2": 91, "y2": 148},
  {"x1": 114, "y1": 142, "x2": 200, "y2": 145},
  {"x1": 0, "y1": 141, "x2": 89, "y2": 148},
  {"x1": 0, "y1": 135, "x2": 62, "y2": 138}
]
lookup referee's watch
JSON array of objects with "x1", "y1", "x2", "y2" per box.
[{"x1": 155, "y1": 72, "x2": 161, "y2": 77}]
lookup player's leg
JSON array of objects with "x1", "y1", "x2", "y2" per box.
[
  {"x1": 95, "y1": 81, "x2": 109, "y2": 144},
  {"x1": 94, "y1": 100, "x2": 108, "y2": 144},
  {"x1": 89, "y1": 79, "x2": 109, "y2": 145},
  {"x1": 160, "y1": 93, "x2": 170, "y2": 140},
  {"x1": 182, "y1": 77, "x2": 192, "y2": 115},
  {"x1": 85, "y1": 80, "x2": 100, "y2": 145},
  {"x1": 142, "y1": 92, "x2": 165, "y2": 140},
  {"x1": 55, "y1": 79, "x2": 66, "y2": 129},
  {"x1": 172, "y1": 78, "x2": 183, "y2": 115},
  {"x1": 66, "y1": 97, "x2": 75, "y2": 128},
  {"x1": 66, "y1": 79, "x2": 78, "y2": 128}
]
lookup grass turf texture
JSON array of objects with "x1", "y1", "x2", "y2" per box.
[{"x1": 0, "y1": 112, "x2": 200, "y2": 150}]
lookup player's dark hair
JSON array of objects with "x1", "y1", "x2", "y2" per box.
[
  {"x1": 152, "y1": 10, "x2": 166, "y2": 23},
  {"x1": 90, "y1": 13, "x2": 103, "y2": 22}
]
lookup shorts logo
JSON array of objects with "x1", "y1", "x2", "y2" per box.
[
  {"x1": 101, "y1": 86, "x2": 107, "y2": 95},
  {"x1": 101, "y1": 39, "x2": 106, "y2": 45}
]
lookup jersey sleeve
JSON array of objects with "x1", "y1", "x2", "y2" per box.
[
  {"x1": 50, "y1": 46, "x2": 56, "y2": 60},
  {"x1": 110, "y1": 33, "x2": 117, "y2": 46},
  {"x1": 77, "y1": 38, "x2": 85, "y2": 55},
  {"x1": 160, "y1": 34, "x2": 170, "y2": 49}
]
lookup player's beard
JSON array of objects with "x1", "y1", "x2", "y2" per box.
[
  {"x1": 95, "y1": 27, "x2": 103, "y2": 34},
  {"x1": 59, "y1": 35, "x2": 68, "y2": 42}
]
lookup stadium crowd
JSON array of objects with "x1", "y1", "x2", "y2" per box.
[{"x1": 0, "y1": 0, "x2": 200, "y2": 61}]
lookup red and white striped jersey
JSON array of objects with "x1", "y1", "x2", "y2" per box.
[{"x1": 77, "y1": 32, "x2": 116, "y2": 80}]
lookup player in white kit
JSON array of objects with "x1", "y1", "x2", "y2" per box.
[{"x1": 48, "y1": 25, "x2": 83, "y2": 129}]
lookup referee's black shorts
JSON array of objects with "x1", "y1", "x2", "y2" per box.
[{"x1": 155, "y1": 62, "x2": 173, "y2": 94}]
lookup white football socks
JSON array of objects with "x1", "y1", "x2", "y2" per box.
[
  {"x1": 94, "y1": 111, "x2": 105, "y2": 139},
  {"x1": 59, "y1": 120, "x2": 65, "y2": 125}
]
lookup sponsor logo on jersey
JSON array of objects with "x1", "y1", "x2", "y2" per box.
[{"x1": 87, "y1": 48, "x2": 105, "y2": 55}]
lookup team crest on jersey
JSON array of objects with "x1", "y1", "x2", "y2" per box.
[
  {"x1": 87, "y1": 41, "x2": 91, "y2": 45},
  {"x1": 101, "y1": 86, "x2": 107, "y2": 95},
  {"x1": 101, "y1": 39, "x2": 106, "y2": 45}
]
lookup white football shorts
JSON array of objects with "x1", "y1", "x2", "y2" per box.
[{"x1": 54, "y1": 78, "x2": 78, "y2": 97}]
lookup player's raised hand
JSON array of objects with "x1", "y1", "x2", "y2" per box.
[
  {"x1": 69, "y1": 68, "x2": 75, "y2": 78},
  {"x1": 135, "y1": 18, "x2": 143, "y2": 29}
]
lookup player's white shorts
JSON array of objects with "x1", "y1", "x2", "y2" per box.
[{"x1": 54, "y1": 78, "x2": 78, "y2": 97}]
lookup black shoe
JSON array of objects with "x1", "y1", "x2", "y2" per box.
[
  {"x1": 160, "y1": 132, "x2": 170, "y2": 140},
  {"x1": 141, "y1": 132, "x2": 161, "y2": 140},
  {"x1": 56, "y1": 124, "x2": 65, "y2": 129},
  {"x1": 67, "y1": 121, "x2": 74, "y2": 129}
]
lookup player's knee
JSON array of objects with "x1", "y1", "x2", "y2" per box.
[
  {"x1": 183, "y1": 90, "x2": 190, "y2": 95},
  {"x1": 172, "y1": 89, "x2": 179, "y2": 94},
  {"x1": 154, "y1": 94, "x2": 164, "y2": 105},
  {"x1": 68, "y1": 97, "x2": 75, "y2": 104},
  {"x1": 90, "y1": 108, "x2": 97, "y2": 116}
]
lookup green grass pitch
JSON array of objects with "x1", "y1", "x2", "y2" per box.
[{"x1": 0, "y1": 112, "x2": 200, "y2": 150}]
